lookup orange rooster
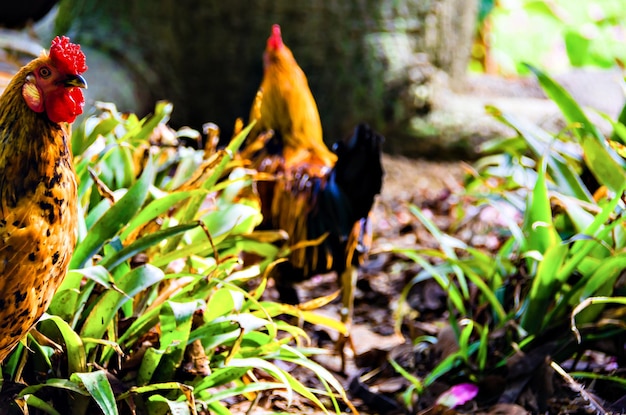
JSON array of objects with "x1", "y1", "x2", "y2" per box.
[
  {"x1": 0, "y1": 36, "x2": 87, "y2": 361},
  {"x1": 249, "y1": 24, "x2": 337, "y2": 174},
  {"x1": 243, "y1": 25, "x2": 384, "y2": 316}
]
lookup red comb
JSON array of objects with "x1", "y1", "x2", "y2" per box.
[
  {"x1": 49, "y1": 36, "x2": 87, "y2": 75},
  {"x1": 267, "y1": 24, "x2": 283, "y2": 50}
]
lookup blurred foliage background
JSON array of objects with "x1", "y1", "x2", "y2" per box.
[{"x1": 474, "y1": 0, "x2": 626, "y2": 74}]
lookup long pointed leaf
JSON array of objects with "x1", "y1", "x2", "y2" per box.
[
  {"x1": 526, "y1": 64, "x2": 603, "y2": 141},
  {"x1": 523, "y1": 160, "x2": 560, "y2": 256},
  {"x1": 80, "y1": 265, "x2": 165, "y2": 350},
  {"x1": 521, "y1": 243, "x2": 569, "y2": 334},
  {"x1": 486, "y1": 105, "x2": 592, "y2": 201},
  {"x1": 528, "y1": 64, "x2": 626, "y2": 192},
  {"x1": 99, "y1": 223, "x2": 200, "y2": 270},
  {"x1": 71, "y1": 158, "x2": 156, "y2": 268},
  {"x1": 71, "y1": 371, "x2": 118, "y2": 415}
]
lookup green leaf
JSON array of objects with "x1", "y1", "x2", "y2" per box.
[
  {"x1": 71, "y1": 371, "x2": 118, "y2": 415},
  {"x1": 188, "y1": 320, "x2": 240, "y2": 344},
  {"x1": 119, "y1": 189, "x2": 206, "y2": 240},
  {"x1": 564, "y1": 30, "x2": 591, "y2": 67},
  {"x1": 486, "y1": 105, "x2": 592, "y2": 202},
  {"x1": 555, "y1": 189, "x2": 625, "y2": 281},
  {"x1": 115, "y1": 307, "x2": 161, "y2": 352},
  {"x1": 146, "y1": 395, "x2": 191, "y2": 415},
  {"x1": 39, "y1": 314, "x2": 87, "y2": 374},
  {"x1": 581, "y1": 136, "x2": 626, "y2": 193},
  {"x1": 73, "y1": 115, "x2": 120, "y2": 157},
  {"x1": 226, "y1": 357, "x2": 331, "y2": 413},
  {"x1": 152, "y1": 301, "x2": 199, "y2": 382},
  {"x1": 194, "y1": 203, "x2": 262, "y2": 240},
  {"x1": 137, "y1": 347, "x2": 164, "y2": 387},
  {"x1": 278, "y1": 344, "x2": 350, "y2": 401},
  {"x1": 205, "y1": 121, "x2": 255, "y2": 191},
  {"x1": 71, "y1": 157, "x2": 156, "y2": 269},
  {"x1": 128, "y1": 101, "x2": 173, "y2": 143},
  {"x1": 81, "y1": 265, "x2": 165, "y2": 351},
  {"x1": 196, "y1": 381, "x2": 283, "y2": 406},
  {"x1": 47, "y1": 289, "x2": 79, "y2": 323},
  {"x1": 117, "y1": 381, "x2": 192, "y2": 400},
  {"x1": 49, "y1": 266, "x2": 113, "y2": 326},
  {"x1": 193, "y1": 366, "x2": 251, "y2": 391},
  {"x1": 612, "y1": 101, "x2": 626, "y2": 141},
  {"x1": 24, "y1": 395, "x2": 63, "y2": 415},
  {"x1": 409, "y1": 205, "x2": 470, "y2": 300},
  {"x1": 99, "y1": 223, "x2": 200, "y2": 270},
  {"x1": 571, "y1": 296, "x2": 626, "y2": 342},
  {"x1": 163, "y1": 122, "x2": 255, "y2": 253},
  {"x1": 572, "y1": 254, "x2": 626, "y2": 324},
  {"x1": 521, "y1": 242, "x2": 569, "y2": 334},
  {"x1": 523, "y1": 161, "x2": 560, "y2": 256},
  {"x1": 395, "y1": 248, "x2": 467, "y2": 319},
  {"x1": 526, "y1": 64, "x2": 604, "y2": 141},
  {"x1": 205, "y1": 288, "x2": 236, "y2": 321},
  {"x1": 67, "y1": 265, "x2": 113, "y2": 290},
  {"x1": 456, "y1": 261, "x2": 507, "y2": 324},
  {"x1": 85, "y1": 197, "x2": 114, "y2": 231},
  {"x1": 527, "y1": 64, "x2": 626, "y2": 192},
  {"x1": 18, "y1": 378, "x2": 89, "y2": 398},
  {"x1": 423, "y1": 351, "x2": 465, "y2": 387}
]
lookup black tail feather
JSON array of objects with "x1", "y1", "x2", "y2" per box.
[{"x1": 266, "y1": 123, "x2": 384, "y2": 303}]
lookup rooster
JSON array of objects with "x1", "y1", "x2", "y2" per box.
[
  {"x1": 264, "y1": 124, "x2": 384, "y2": 306},
  {"x1": 245, "y1": 25, "x2": 384, "y2": 315},
  {"x1": 249, "y1": 24, "x2": 337, "y2": 175},
  {"x1": 0, "y1": 36, "x2": 87, "y2": 361}
]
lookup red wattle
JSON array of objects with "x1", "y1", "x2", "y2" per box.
[{"x1": 45, "y1": 88, "x2": 85, "y2": 124}]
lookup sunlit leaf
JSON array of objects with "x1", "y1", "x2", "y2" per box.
[
  {"x1": 153, "y1": 301, "x2": 200, "y2": 382},
  {"x1": 71, "y1": 157, "x2": 156, "y2": 268},
  {"x1": 71, "y1": 371, "x2": 118, "y2": 415},
  {"x1": 528, "y1": 64, "x2": 626, "y2": 193},
  {"x1": 521, "y1": 243, "x2": 569, "y2": 334},
  {"x1": 81, "y1": 265, "x2": 165, "y2": 352},
  {"x1": 39, "y1": 314, "x2": 87, "y2": 374},
  {"x1": 523, "y1": 161, "x2": 560, "y2": 257}
]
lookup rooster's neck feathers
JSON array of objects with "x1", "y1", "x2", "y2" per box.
[{"x1": 0, "y1": 62, "x2": 72, "y2": 210}]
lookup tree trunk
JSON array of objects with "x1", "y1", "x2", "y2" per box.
[{"x1": 56, "y1": 0, "x2": 478, "y2": 153}]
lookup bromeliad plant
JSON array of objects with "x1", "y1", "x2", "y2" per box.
[
  {"x1": 1, "y1": 102, "x2": 352, "y2": 415},
  {"x1": 394, "y1": 66, "x2": 626, "y2": 404}
]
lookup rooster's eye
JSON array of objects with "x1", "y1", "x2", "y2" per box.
[{"x1": 39, "y1": 67, "x2": 51, "y2": 78}]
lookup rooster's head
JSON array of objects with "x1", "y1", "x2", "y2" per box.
[{"x1": 21, "y1": 36, "x2": 87, "y2": 124}]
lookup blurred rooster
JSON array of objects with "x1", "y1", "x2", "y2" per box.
[
  {"x1": 244, "y1": 25, "x2": 384, "y2": 311},
  {"x1": 260, "y1": 124, "x2": 384, "y2": 306},
  {"x1": 248, "y1": 24, "x2": 337, "y2": 175},
  {"x1": 0, "y1": 36, "x2": 87, "y2": 361}
]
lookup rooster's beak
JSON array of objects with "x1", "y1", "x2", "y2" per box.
[{"x1": 64, "y1": 74, "x2": 87, "y2": 89}]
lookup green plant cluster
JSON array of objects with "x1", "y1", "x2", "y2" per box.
[
  {"x1": 1, "y1": 102, "x2": 350, "y2": 414},
  {"x1": 395, "y1": 66, "x2": 626, "y2": 406}
]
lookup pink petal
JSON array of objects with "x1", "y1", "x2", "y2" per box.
[{"x1": 436, "y1": 383, "x2": 479, "y2": 408}]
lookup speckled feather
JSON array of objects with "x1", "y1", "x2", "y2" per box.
[{"x1": 0, "y1": 50, "x2": 79, "y2": 361}]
